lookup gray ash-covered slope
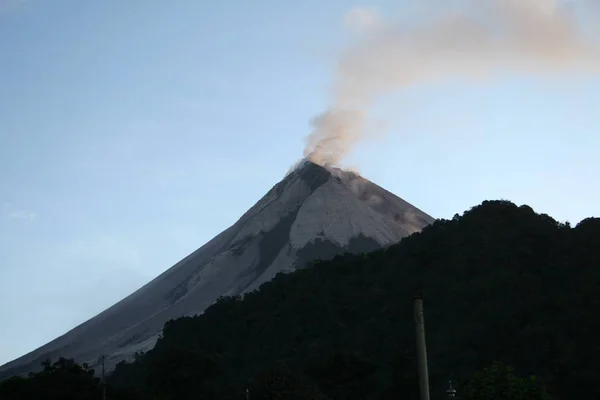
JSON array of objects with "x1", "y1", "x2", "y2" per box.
[{"x1": 0, "y1": 160, "x2": 434, "y2": 377}]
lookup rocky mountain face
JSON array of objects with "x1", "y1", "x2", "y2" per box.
[{"x1": 0, "y1": 160, "x2": 434, "y2": 377}]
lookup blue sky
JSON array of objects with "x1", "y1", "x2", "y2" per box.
[{"x1": 0, "y1": 0, "x2": 598, "y2": 366}]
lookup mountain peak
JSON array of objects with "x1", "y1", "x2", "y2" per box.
[
  {"x1": 0, "y1": 160, "x2": 434, "y2": 378},
  {"x1": 292, "y1": 159, "x2": 335, "y2": 191},
  {"x1": 289, "y1": 158, "x2": 363, "y2": 187}
]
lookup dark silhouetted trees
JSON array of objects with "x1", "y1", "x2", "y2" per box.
[
  {"x1": 0, "y1": 357, "x2": 102, "y2": 400},
  {"x1": 2, "y1": 200, "x2": 597, "y2": 399}
]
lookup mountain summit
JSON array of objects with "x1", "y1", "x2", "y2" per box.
[{"x1": 0, "y1": 160, "x2": 434, "y2": 376}]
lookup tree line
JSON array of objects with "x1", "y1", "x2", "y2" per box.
[{"x1": 1, "y1": 200, "x2": 598, "y2": 399}]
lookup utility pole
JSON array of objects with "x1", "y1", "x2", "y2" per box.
[
  {"x1": 414, "y1": 291, "x2": 430, "y2": 400},
  {"x1": 100, "y1": 355, "x2": 106, "y2": 400}
]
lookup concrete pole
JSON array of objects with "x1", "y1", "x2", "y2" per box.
[
  {"x1": 101, "y1": 355, "x2": 106, "y2": 400},
  {"x1": 414, "y1": 291, "x2": 430, "y2": 400}
]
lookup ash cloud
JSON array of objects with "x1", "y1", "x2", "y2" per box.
[{"x1": 304, "y1": 0, "x2": 600, "y2": 167}]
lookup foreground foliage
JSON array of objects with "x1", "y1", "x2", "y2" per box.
[
  {"x1": 0, "y1": 358, "x2": 102, "y2": 400},
  {"x1": 1, "y1": 200, "x2": 597, "y2": 399},
  {"x1": 466, "y1": 361, "x2": 552, "y2": 400}
]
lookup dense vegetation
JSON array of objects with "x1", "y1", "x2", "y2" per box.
[
  {"x1": 1, "y1": 200, "x2": 598, "y2": 399},
  {"x1": 0, "y1": 358, "x2": 104, "y2": 400}
]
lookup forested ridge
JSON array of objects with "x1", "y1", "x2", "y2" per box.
[{"x1": 1, "y1": 200, "x2": 598, "y2": 400}]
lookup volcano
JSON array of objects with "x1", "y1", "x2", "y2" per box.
[{"x1": 0, "y1": 160, "x2": 434, "y2": 377}]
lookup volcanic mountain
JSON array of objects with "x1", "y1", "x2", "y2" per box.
[{"x1": 0, "y1": 160, "x2": 434, "y2": 377}]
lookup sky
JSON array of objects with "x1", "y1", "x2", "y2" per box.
[{"x1": 0, "y1": 0, "x2": 598, "y2": 366}]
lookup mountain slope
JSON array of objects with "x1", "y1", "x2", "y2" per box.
[{"x1": 0, "y1": 160, "x2": 433, "y2": 377}]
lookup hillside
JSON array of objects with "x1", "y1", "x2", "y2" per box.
[{"x1": 2, "y1": 200, "x2": 598, "y2": 400}]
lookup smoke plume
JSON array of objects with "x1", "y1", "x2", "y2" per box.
[{"x1": 304, "y1": 0, "x2": 600, "y2": 166}]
